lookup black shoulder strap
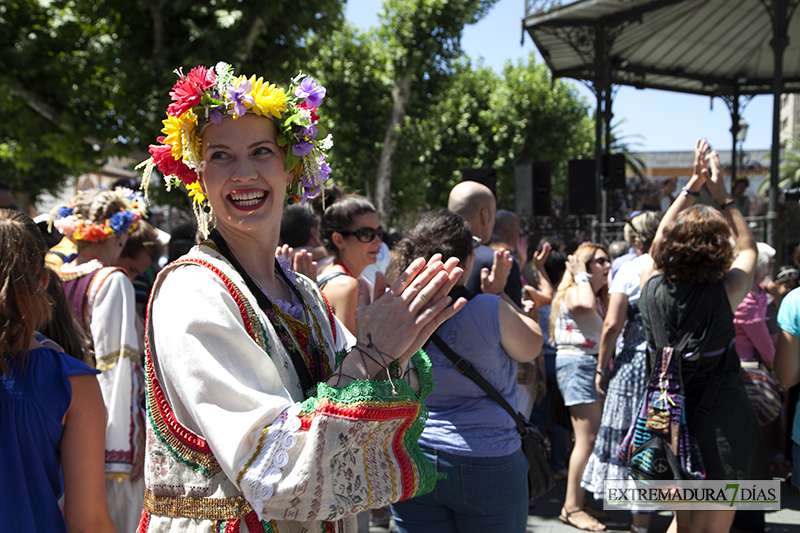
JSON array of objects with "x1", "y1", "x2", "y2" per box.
[
  {"x1": 429, "y1": 332, "x2": 528, "y2": 436},
  {"x1": 209, "y1": 229, "x2": 319, "y2": 395},
  {"x1": 317, "y1": 270, "x2": 348, "y2": 290},
  {"x1": 644, "y1": 276, "x2": 725, "y2": 428}
]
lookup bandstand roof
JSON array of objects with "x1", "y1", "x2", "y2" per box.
[{"x1": 523, "y1": 0, "x2": 800, "y2": 96}]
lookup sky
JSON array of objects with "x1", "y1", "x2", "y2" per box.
[{"x1": 344, "y1": 0, "x2": 775, "y2": 153}]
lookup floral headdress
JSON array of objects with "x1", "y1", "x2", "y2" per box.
[
  {"x1": 137, "y1": 62, "x2": 333, "y2": 217},
  {"x1": 50, "y1": 187, "x2": 147, "y2": 243}
]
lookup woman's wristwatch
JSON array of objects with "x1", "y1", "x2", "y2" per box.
[
  {"x1": 596, "y1": 367, "x2": 609, "y2": 377},
  {"x1": 574, "y1": 272, "x2": 592, "y2": 284}
]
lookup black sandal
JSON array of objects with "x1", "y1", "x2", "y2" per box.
[{"x1": 559, "y1": 508, "x2": 606, "y2": 532}]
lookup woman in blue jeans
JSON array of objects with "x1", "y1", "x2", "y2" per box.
[{"x1": 387, "y1": 210, "x2": 543, "y2": 533}]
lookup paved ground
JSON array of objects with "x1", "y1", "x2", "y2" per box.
[{"x1": 370, "y1": 476, "x2": 800, "y2": 532}]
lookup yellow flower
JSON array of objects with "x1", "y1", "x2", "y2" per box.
[
  {"x1": 247, "y1": 75, "x2": 288, "y2": 119},
  {"x1": 161, "y1": 111, "x2": 198, "y2": 162},
  {"x1": 186, "y1": 181, "x2": 206, "y2": 204}
]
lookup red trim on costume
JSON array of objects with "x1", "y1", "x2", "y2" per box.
[
  {"x1": 319, "y1": 291, "x2": 337, "y2": 346},
  {"x1": 301, "y1": 399, "x2": 419, "y2": 499},
  {"x1": 244, "y1": 511, "x2": 263, "y2": 532},
  {"x1": 137, "y1": 509, "x2": 149, "y2": 532},
  {"x1": 106, "y1": 449, "x2": 134, "y2": 463},
  {"x1": 144, "y1": 328, "x2": 213, "y2": 454},
  {"x1": 142, "y1": 257, "x2": 265, "y2": 457},
  {"x1": 176, "y1": 259, "x2": 256, "y2": 338},
  {"x1": 325, "y1": 521, "x2": 337, "y2": 533},
  {"x1": 224, "y1": 519, "x2": 241, "y2": 533}
]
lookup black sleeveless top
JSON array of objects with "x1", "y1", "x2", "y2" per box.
[{"x1": 639, "y1": 273, "x2": 770, "y2": 480}]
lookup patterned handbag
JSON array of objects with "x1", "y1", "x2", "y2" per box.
[
  {"x1": 618, "y1": 279, "x2": 723, "y2": 482},
  {"x1": 740, "y1": 358, "x2": 783, "y2": 426}
]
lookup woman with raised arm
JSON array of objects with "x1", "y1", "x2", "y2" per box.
[
  {"x1": 637, "y1": 139, "x2": 770, "y2": 533},
  {"x1": 136, "y1": 63, "x2": 465, "y2": 533},
  {"x1": 551, "y1": 242, "x2": 611, "y2": 532},
  {"x1": 0, "y1": 210, "x2": 115, "y2": 533}
]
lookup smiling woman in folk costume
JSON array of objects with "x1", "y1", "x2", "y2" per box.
[
  {"x1": 136, "y1": 62, "x2": 466, "y2": 533},
  {"x1": 51, "y1": 186, "x2": 147, "y2": 533}
]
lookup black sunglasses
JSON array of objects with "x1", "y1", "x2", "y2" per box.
[
  {"x1": 472, "y1": 235, "x2": 482, "y2": 249},
  {"x1": 593, "y1": 256, "x2": 610, "y2": 266},
  {"x1": 339, "y1": 225, "x2": 383, "y2": 243}
]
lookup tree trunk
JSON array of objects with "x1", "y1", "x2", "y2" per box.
[
  {"x1": 149, "y1": 4, "x2": 165, "y2": 67},
  {"x1": 374, "y1": 70, "x2": 412, "y2": 226},
  {"x1": 234, "y1": 16, "x2": 266, "y2": 69}
]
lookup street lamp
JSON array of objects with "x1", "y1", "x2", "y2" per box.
[
  {"x1": 736, "y1": 119, "x2": 748, "y2": 174},
  {"x1": 736, "y1": 119, "x2": 748, "y2": 144}
]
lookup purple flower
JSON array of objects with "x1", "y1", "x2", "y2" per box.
[
  {"x1": 292, "y1": 140, "x2": 313, "y2": 156},
  {"x1": 294, "y1": 78, "x2": 326, "y2": 108},
  {"x1": 300, "y1": 185, "x2": 320, "y2": 205},
  {"x1": 209, "y1": 106, "x2": 224, "y2": 124},
  {"x1": 225, "y1": 80, "x2": 255, "y2": 117},
  {"x1": 319, "y1": 160, "x2": 331, "y2": 181},
  {"x1": 297, "y1": 125, "x2": 318, "y2": 141}
]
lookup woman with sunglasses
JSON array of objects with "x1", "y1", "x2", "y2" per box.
[
  {"x1": 313, "y1": 186, "x2": 384, "y2": 335},
  {"x1": 551, "y1": 243, "x2": 611, "y2": 532}
]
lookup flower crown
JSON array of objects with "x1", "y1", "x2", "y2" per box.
[
  {"x1": 51, "y1": 187, "x2": 147, "y2": 243},
  {"x1": 138, "y1": 62, "x2": 333, "y2": 208}
]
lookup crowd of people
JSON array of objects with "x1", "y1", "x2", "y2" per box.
[{"x1": 2, "y1": 63, "x2": 800, "y2": 533}]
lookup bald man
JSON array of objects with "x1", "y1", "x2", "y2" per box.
[
  {"x1": 493, "y1": 209, "x2": 520, "y2": 251},
  {"x1": 448, "y1": 181, "x2": 522, "y2": 307}
]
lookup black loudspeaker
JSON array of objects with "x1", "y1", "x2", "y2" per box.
[
  {"x1": 603, "y1": 153, "x2": 626, "y2": 189},
  {"x1": 514, "y1": 161, "x2": 551, "y2": 217},
  {"x1": 461, "y1": 167, "x2": 496, "y2": 195},
  {"x1": 568, "y1": 159, "x2": 597, "y2": 215}
]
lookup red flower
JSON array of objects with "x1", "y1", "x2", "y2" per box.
[
  {"x1": 149, "y1": 140, "x2": 197, "y2": 186},
  {"x1": 167, "y1": 66, "x2": 216, "y2": 117},
  {"x1": 297, "y1": 101, "x2": 319, "y2": 123}
]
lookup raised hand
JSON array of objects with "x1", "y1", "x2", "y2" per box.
[
  {"x1": 354, "y1": 254, "x2": 466, "y2": 369},
  {"x1": 516, "y1": 236, "x2": 529, "y2": 265},
  {"x1": 534, "y1": 242, "x2": 552, "y2": 272},
  {"x1": 705, "y1": 150, "x2": 724, "y2": 197},
  {"x1": 566, "y1": 253, "x2": 587, "y2": 277},
  {"x1": 693, "y1": 138, "x2": 710, "y2": 181},
  {"x1": 481, "y1": 249, "x2": 512, "y2": 295},
  {"x1": 292, "y1": 250, "x2": 317, "y2": 281}
]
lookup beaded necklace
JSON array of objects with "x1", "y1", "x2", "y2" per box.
[{"x1": 206, "y1": 232, "x2": 332, "y2": 396}]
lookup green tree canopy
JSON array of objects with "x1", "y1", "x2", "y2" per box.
[{"x1": 0, "y1": 0, "x2": 344, "y2": 201}]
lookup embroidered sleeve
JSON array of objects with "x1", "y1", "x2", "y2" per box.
[
  {"x1": 150, "y1": 263, "x2": 439, "y2": 523},
  {"x1": 235, "y1": 349, "x2": 439, "y2": 523},
  {"x1": 90, "y1": 269, "x2": 142, "y2": 475}
]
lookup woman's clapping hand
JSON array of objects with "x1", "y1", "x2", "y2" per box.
[{"x1": 355, "y1": 254, "x2": 466, "y2": 369}]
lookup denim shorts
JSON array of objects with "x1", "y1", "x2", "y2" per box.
[{"x1": 556, "y1": 352, "x2": 603, "y2": 406}]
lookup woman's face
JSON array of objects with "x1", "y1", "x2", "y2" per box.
[
  {"x1": 588, "y1": 248, "x2": 610, "y2": 285},
  {"x1": 199, "y1": 114, "x2": 292, "y2": 240},
  {"x1": 336, "y1": 212, "x2": 382, "y2": 268}
]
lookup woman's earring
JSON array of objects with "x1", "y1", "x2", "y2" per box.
[{"x1": 203, "y1": 202, "x2": 211, "y2": 214}]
